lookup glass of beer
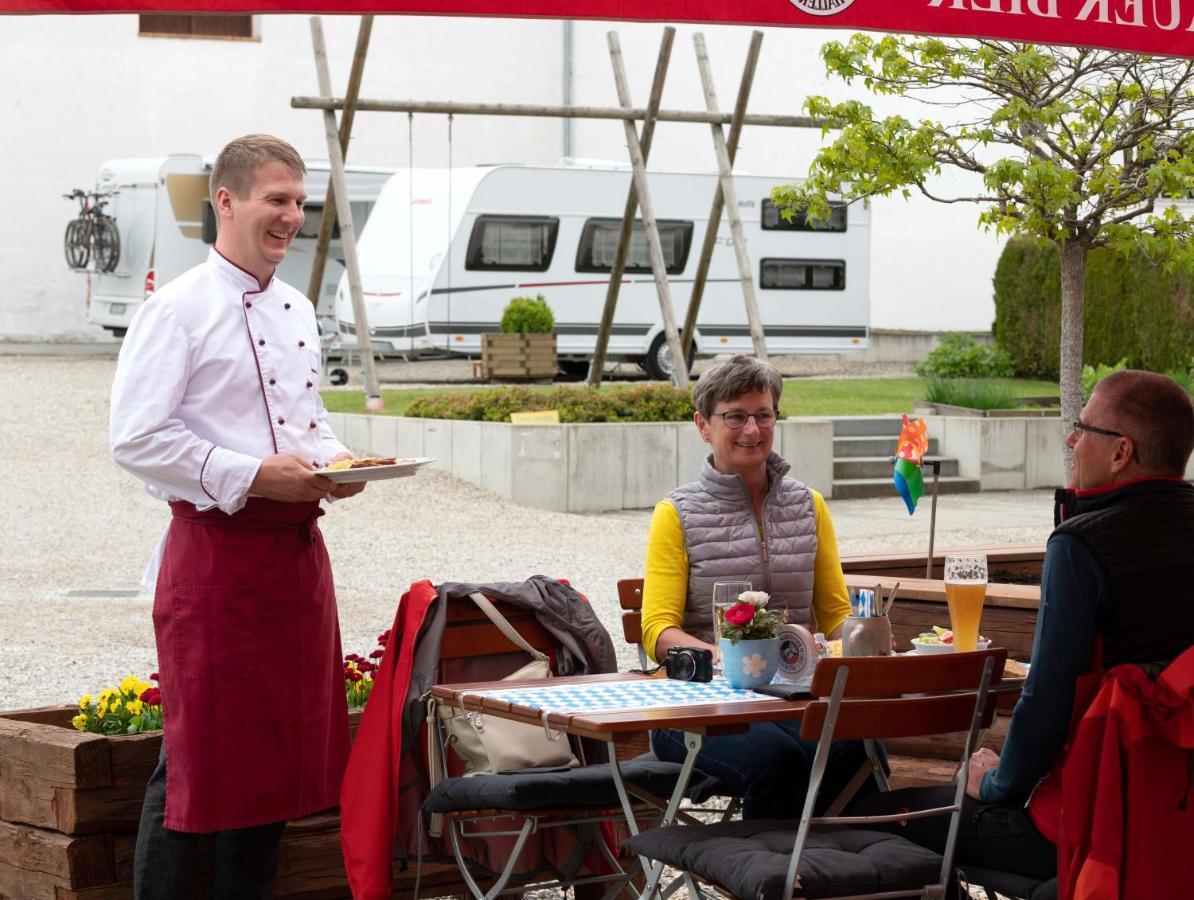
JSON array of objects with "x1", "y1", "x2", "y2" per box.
[
  {"x1": 712, "y1": 581, "x2": 753, "y2": 632},
  {"x1": 944, "y1": 554, "x2": 988, "y2": 652}
]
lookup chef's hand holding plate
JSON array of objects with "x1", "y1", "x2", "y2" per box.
[
  {"x1": 324, "y1": 451, "x2": 367, "y2": 499},
  {"x1": 250, "y1": 452, "x2": 343, "y2": 503}
]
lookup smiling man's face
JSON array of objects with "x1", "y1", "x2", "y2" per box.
[{"x1": 213, "y1": 160, "x2": 306, "y2": 285}]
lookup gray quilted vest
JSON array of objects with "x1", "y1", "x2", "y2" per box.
[{"x1": 666, "y1": 451, "x2": 817, "y2": 643}]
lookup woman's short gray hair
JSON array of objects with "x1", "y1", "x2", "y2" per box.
[{"x1": 693, "y1": 355, "x2": 783, "y2": 418}]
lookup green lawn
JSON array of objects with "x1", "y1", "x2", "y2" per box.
[{"x1": 321, "y1": 377, "x2": 1059, "y2": 418}]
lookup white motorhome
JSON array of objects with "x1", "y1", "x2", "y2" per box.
[
  {"x1": 80, "y1": 156, "x2": 394, "y2": 336},
  {"x1": 337, "y1": 163, "x2": 870, "y2": 378}
]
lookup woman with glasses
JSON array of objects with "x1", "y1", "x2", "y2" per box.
[{"x1": 641, "y1": 354, "x2": 875, "y2": 819}]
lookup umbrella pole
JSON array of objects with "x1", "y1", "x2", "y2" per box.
[{"x1": 925, "y1": 460, "x2": 941, "y2": 579}]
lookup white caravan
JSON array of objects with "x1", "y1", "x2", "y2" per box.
[
  {"x1": 337, "y1": 163, "x2": 870, "y2": 377},
  {"x1": 80, "y1": 156, "x2": 394, "y2": 336}
]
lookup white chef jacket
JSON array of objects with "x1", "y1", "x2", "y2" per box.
[{"x1": 111, "y1": 248, "x2": 348, "y2": 521}]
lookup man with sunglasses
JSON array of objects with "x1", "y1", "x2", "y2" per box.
[
  {"x1": 641, "y1": 354, "x2": 870, "y2": 820},
  {"x1": 858, "y1": 369, "x2": 1194, "y2": 884}
]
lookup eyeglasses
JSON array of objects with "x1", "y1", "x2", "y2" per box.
[
  {"x1": 710, "y1": 410, "x2": 779, "y2": 429},
  {"x1": 1071, "y1": 420, "x2": 1126, "y2": 439}
]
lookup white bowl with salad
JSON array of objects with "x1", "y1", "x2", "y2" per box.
[{"x1": 910, "y1": 626, "x2": 990, "y2": 654}]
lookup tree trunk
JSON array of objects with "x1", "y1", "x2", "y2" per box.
[{"x1": 1058, "y1": 239, "x2": 1087, "y2": 483}]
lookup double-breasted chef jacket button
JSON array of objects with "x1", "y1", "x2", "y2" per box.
[
  {"x1": 277, "y1": 417, "x2": 285, "y2": 425},
  {"x1": 306, "y1": 381, "x2": 313, "y2": 389},
  {"x1": 284, "y1": 303, "x2": 291, "y2": 310},
  {"x1": 258, "y1": 338, "x2": 265, "y2": 346},
  {"x1": 309, "y1": 421, "x2": 316, "y2": 429},
  {"x1": 269, "y1": 378, "x2": 276, "y2": 385},
  {"x1": 298, "y1": 340, "x2": 305, "y2": 348},
  {"x1": 244, "y1": 301, "x2": 252, "y2": 308}
]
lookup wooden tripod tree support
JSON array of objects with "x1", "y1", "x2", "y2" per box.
[
  {"x1": 586, "y1": 27, "x2": 674, "y2": 388},
  {"x1": 305, "y1": 14, "x2": 373, "y2": 311},
  {"x1": 295, "y1": 25, "x2": 822, "y2": 395},
  {"x1": 683, "y1": 31, "x2": 764, "y2": 361},
  {"x1": 310, "y1": 17, "x2": 383, "y2": 409}
]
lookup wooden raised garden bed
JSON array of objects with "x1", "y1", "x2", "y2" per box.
[
  {"x1": 0, "y1": 706, "x2": 466, "y2": 900},
  {"x1": 481, "y1": 332, "x2": 557, "y2": 381}
]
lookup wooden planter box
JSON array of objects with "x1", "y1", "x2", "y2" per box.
[
  {"x1": 0, "y1": 706, "x2": 466, "y2": 899},
  {"x1": 481, "y1": 332, "x2": 557, "y2": 381}
]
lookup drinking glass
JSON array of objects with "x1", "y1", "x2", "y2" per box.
[
  {"x1": 712, "y1": 581, "x2": 753, "y2": 633},
  {"x1": 944, "y1": 554, "x2": 988, "y2": 652}
]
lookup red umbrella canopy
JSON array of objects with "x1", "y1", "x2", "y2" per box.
[{"x1": 2, "y1": 1, "x2": 1192, "y2": 59}]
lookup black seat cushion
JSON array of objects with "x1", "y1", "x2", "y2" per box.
[
  {"x1": 424, "y1": 755, "x2": 686, "y2": 813},
  {"x1": 624, "y1": 820, "x2": 944, "y2": 900}
]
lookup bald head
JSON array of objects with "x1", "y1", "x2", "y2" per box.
[{"x1": 1094, "y1": 370, "x2": 1194, "y2": 476}]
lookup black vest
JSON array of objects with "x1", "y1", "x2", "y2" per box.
[{"x1": 1053, "y1": 479, "x2": 1194, "y2": 668}]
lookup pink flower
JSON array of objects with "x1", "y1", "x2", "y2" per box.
[
  {"x1": 149, "y1": 672, "x2": 160, "y2": 682},
  {"x1": 358, "y1": 661, "x2": 375, "y2": 673},
  {"x1": 724, "y1": 602, "x2": 757, "y2": 627},
  {"x1": 368, "y1": 649, "x2": 384, "y2": 660},
  {"x1": 139, "y1": 687, "x2": 162, "y2": 706}
]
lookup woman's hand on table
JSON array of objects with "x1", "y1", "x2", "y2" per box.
[{"x1": 966, "y1": 747, "x2": 1000, "y2": 800}]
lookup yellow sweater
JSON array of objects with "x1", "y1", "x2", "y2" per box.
[{"x1": 642, "y1": 490, "x2": 850, "y2": 662}]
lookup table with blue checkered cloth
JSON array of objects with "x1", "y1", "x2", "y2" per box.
[{"x1": 462, "y1": 676, "x2": 775, "y2": 715}]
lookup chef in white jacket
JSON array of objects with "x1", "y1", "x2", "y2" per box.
[{"x1": 110, "y1": 134, "x2": 363, "y2": 899}]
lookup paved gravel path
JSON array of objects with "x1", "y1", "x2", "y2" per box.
[{"x1": 0, "y1": 356, "x2": 1055, "y2": 711}]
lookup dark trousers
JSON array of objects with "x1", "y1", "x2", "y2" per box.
[
  {"x1": 651, "y1": 721, "x2": 883, "y2": 819},
  {"x1": 133, "y1": 746, "x2": 288, "y2": 900},
  {"x1": 851, "y1": 786, "x2": 1057, "y2": 882}
]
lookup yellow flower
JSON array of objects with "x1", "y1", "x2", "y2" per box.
[
  {"x1": 96, "y1": 706, "x2": 105, "y2": 720},
  {"x1": 127, "y1": 699, "x2": 143, "y2": 716},
  {"x1": 79, "y1": 694, "x2": 92, "y2": 710},
  {"x1": 71, "y1": 714, "x2": 87, "y2": 731},
  {"x1": 99, "y1": 688, "x2": 115, "y2": 702},
  {"x1": 108, "y1": 699, "x2": 122, "y2": 715},
  {"x1": 120, "y1": 675, "x2": 138, "y2": 694}
]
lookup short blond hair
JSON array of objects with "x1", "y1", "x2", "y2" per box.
[{"x1": 209, "y1": 134, "x2": 305, "y2": 206}]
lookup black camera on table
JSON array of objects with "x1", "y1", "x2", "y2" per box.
[{"x1": 664, "y1": 646, "x2": 714, "y2": 683}]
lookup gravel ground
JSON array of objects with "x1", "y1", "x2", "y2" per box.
[{"x1": 0, "y1": 355, "x2": 1053, "y2": 712}]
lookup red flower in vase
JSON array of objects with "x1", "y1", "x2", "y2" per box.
[{"x1": 723, "y1": 602, "x2": 757, "y2": 627}]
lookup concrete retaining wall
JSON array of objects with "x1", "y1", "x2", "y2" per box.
[{"x1": 325, "y1": 414, "x2": 835, "y2": 513}]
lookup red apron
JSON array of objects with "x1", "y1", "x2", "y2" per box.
[{"x1": 154, "y1": 498, "x2": 350, "y2": 832}]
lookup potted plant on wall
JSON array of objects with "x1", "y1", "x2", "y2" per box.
[{"x1": 482, "y1": 294, "x2": 557, "y2": 381}]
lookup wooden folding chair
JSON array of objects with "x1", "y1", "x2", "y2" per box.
[
  {"x1": 625, "y1": 649, "x2": 1006, "y2": 900},
  {"x1": 617, "y1": 577, "x2": 653, "y2": 670}
]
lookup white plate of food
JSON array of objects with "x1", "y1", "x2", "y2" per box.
[
  {"x1": 910, "y1": 626, "x2": 990, "y2": 654},
  {"x1": 314, "y1": 456, "x2": 435, "y2": 483}
]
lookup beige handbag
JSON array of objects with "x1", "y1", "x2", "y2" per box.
[{"x1": 435, "y1": 592, "x2": 579, "y2": 777}]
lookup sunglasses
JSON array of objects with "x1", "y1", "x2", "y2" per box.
[{"x1": 1071, "y1": 420, "x2": 1126, "y2": 439}]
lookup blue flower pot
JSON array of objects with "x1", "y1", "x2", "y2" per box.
[{"x1": 719, "y1": 637, "x2": 780, "y2": 690}]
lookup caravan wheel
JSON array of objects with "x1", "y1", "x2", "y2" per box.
[
  {"x1": 329, "y1": 368, "x2": 349, "y2": 386},
  {"x1": 642, "y1": 333, "x2": 694, "y2": 382}
]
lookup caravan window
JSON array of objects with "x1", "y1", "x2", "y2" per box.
[
  {"x1": 761, "y1": 199, "x2": 847, "y2": 232},
  {"x1": 297, "y1": 205, "x2": 339, "y2": 241},
  {"x1": 760, "y1": 259, "x2": 846, "y2": 291},
  {"x1": 575, "y1": 218, "x2": 694, "y2": 274},
  {"x1": 466, "y1": 216, "x2": 559, "y2": 271}
]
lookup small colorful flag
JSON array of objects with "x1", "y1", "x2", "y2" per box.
[{"x1": 893, "y1": 414, "x2": 928, "y2": 515}]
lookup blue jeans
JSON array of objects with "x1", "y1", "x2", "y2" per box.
[{"x1": 650, "y1": 722, "x2": 882, "y2": 820}]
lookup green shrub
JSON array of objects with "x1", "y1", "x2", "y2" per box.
[
  {"x1": 1082, "y1": 359, "x2": 1128, "y2": 400},
  {"x1": 405, "y1": 383, "x2": 695, "y2": 423},
  {"x1": 994, "y1": 237, "x2": 1194, "y2": 379},
  {"x1": 499, "y1": 295, "x2": 554, "y2": 334},
  {"x1": 922, "y1": 379, "x2": 1019, "y2": 411},
  {"x1": 916, "y1": 333, "x2": 1015, "y2": 379}
]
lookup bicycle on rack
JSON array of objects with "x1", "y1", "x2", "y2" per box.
[{"x1": 63, "y1": 189, "x2": 121, "y2": 273}]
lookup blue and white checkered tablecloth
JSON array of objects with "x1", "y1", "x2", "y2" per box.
[{"x1": 465, "y1": 677, "x2": 774, "y2": 715}]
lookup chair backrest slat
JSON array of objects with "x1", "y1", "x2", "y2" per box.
[
  {"x1": 439, "y1": 595, "x2": 557, "y2": 659},
  {"x1": 799, "y1": 692, "x2": 998, "y2": 742},
  {"x1": 617, "y1": 578, "x2": 644, "y2": 611},
  {"x1": 810, "y1": 649, "x2": 1006, "y2": 697}
]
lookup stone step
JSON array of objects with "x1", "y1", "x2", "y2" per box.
[
  {"x1": 829, "y1": 416, "x2": 908, "y2": 438},
  {"x1": 834, "y1": 456, "x2": 959, "y2": 479},
  {"x1": 833, "y1": 435, "x2": 940, "y2": 458},
  {"x1": 831, "y1": 476, "x2": 982, "y2": 500}
]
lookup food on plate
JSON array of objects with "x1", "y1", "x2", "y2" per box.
[
  {"x1": 914, "y1": 625, "x2": 987, "y2": 646},
  {"x1": 324, "y1": 457, "x2": 398, "y2": 471},
  {"x1": 1003, "y1": 659, "x2": 1029, "y2": 678}
]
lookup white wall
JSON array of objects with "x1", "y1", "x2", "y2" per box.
[{"x1": 1, "y1": 14, "x2": 1002, "y2": 340}]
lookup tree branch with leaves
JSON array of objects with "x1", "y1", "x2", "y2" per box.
[{"x1": 774, "y1": 35, "x2": 1194, "y2": 475}]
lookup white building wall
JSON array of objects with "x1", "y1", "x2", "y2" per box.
[{"x1": 1, "y1": 14, "x2": 1001, "y2": 341}]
